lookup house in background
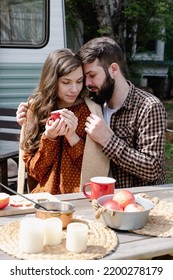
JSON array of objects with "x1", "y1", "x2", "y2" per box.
[
  {"x1": 67, "y1": 20, "x2": 173, "y2": 100},
  {"x1": 132, "y1": 33, "x2": 173, "y2": 99}
]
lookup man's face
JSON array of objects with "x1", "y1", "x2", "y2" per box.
[{"x1": 83, "y1": 59, "x2": 115, "y2": 105}]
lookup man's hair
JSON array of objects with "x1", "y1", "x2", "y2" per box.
[{"x1": 78, "y1": 37, "x2": 125, "y2": 74}]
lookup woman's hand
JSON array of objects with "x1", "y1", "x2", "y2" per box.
[
  {"x1": 45, "y1": 109, "x2": 80, "y2": 145},
  {"x1": 60, "y1": 109, "x2": 80, "y2": 146},
  {"x1": 45, "y1": 117, "x2": 68, "y2": 140}
]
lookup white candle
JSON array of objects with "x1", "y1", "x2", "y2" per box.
[
  {"x1": 44, "y1": 217, "x2": 62, "y2": 246},
  {"x1": 19, "y1": 217, "x2": 44, "y2": 253},
  {"x1": 66, "y1": 222, "x2": 88, "y2": 253}
]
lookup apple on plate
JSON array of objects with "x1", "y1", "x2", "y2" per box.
[
  {"x1": 103, "y1": 200, "x2": 123, "y2": 211},
  {"x1": 124, "y1": 202, "x2": 145, "y2": 212},
  {"x1": 113, "y1": 190, "x2": 135, "y2": 209},
  {"x1": 0, "y1": 193, "x2": 10, "y2": 209}
]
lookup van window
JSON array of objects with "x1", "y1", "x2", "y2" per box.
[{"x1": 0, "y1": 0, "x2": 49, "y2": 48}]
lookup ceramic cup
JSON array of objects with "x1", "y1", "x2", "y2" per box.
[
  {"x1": 48, "y1": 110, "x2": 61, "y2": 125},
  {"x1": 83, "y1": 176, "x2": 115, "y2": 200}
]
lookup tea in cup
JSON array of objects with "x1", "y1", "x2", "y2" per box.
[{"x1": 83, "y1": 176, "x2": 115, "y2": 200}]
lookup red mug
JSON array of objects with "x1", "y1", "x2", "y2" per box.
[
  {"x1": 83, "y1": 176, "x2": 115, "y2": 200},
  {"x1": 48, "y1": 110, "x2": 61, "y2": 125}
]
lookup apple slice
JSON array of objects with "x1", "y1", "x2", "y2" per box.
[
  {"x1": 10, "y1": 196, "x2": 33, "y2": 207},
  {"x1": 22, "y1": 201, "x2": 33, "y2": 207},
  {"x1": 10, "y1": 201, "x2": 23, "y2": 207}
]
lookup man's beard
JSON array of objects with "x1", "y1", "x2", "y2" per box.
[{"x1": 89, "y1": 75, "x2": 115, "y2": 105}]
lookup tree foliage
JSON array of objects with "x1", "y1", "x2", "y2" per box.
[
  {"x1": 65, "y1": 0, "x2": 173, "y2": 62},
  {"x1": 65, "y1": 0, "x2": 98, "y2": 42}
]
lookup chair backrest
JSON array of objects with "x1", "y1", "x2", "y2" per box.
[{"x1": 0, "y1": 108, "x2": 20, "y2": 141}]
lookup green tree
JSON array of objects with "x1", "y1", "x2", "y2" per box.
[
  {"x1": 65, "y1": 0, "x2": 173, "y2": 65},
  {"x1": 65, "y1": 0, "x2": 98, "y2": 45}
]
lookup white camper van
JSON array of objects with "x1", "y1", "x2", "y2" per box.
[{"x1": 0, "y1": 0, "x2": 66, "y2": 108}]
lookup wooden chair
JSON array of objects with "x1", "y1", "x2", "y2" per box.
[
  {"x1": 0, "y1": 108, "x2": 26, "y2": 193},
  {"x1": 0, "y1": 108, "x2": 20, "y2": 141}
]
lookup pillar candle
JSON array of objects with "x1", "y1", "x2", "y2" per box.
[
  {"x1": 19, "y1": 217, "x2": 44, "y2": 253},
  {"x1": 66, "y1": 222, "x2": 88, "y2": 253},
  {"x1": 44, "y1": 217, "x2": 62, "y2": 246}
]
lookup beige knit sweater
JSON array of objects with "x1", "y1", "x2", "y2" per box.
[{"x1": 80, "y1": 97, "x2": 111, "y2": 187}]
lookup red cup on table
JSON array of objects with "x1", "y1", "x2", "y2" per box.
[
  {"x1": 83, "y1": 176, "x2": 115, "y2": 200},
  {"x1": 48, "y1": 110, "x2": 61, "y2": 126}
]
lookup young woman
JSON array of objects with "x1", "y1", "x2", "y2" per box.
[{"x1": 21, "y1": 49, "x2": 109, "y2": 194}]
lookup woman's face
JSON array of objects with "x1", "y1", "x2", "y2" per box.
[{"x1": 57, "y1": 66, "x2": 84, "y2": 108}]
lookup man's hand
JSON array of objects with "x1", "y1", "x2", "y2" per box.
[
  {"x1": 16, "y1": 102, "x2": 29, "y2": 126},
  {"x1": 85, "y1": 113, "x2": 113, "y2": 147}
]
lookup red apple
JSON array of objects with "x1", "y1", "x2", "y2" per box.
[
  {"x1": 113, "y1": 190, "x2": 135, "y2": 209},
  {"x1": 103, "y1": 200, "x2": 123, "y2": 211},
  {"x1": 124, "y1": 203, "x2": 145, "y2": 212},
  {"x1": 0, "y1": 193, "x2": 10, "y2": 209}
]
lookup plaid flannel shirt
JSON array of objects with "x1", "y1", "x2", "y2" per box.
[{"x1": 103, "y1": 81, "x2": 167, "y2": 188}]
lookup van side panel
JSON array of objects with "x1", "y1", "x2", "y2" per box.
[
  {"x1": 0, "y1": 63, "x2": 42, "y2": 108},
  {"x1": 0, "y1": 0, "x2": 66, "y2": 108}
]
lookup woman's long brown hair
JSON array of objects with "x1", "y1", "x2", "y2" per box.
[{"x1": 21, "y1": 48, "x2": 83, "y2": 154}]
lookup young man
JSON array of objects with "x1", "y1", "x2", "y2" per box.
[{"x1": 17, "y1": 37, "x2": 167, "y2": 188}]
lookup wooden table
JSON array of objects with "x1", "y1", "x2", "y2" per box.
[
  {"x1": 0, "y1": 184, "x2": 173, "y2": 260},
  {"x1": 0, "y1": 140, "x2": 19, "y2": 189}
]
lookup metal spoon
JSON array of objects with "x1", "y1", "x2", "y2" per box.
[{"x1": 0, "y1": 182, "x2": 51, "y2": 211}]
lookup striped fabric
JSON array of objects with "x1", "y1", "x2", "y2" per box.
[{"x1": 103, "y1": 81, "x2": 167, "y2": 188}]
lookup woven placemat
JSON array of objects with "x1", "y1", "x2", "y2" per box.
[
  {"x1": 0, "y1": 218, "x2": 118, "y2": 260},
  {"x1": 131, "y1": 194, "x2": 173, "y2": 237}
]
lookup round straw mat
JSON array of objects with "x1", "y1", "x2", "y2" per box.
[
  {"x1": 0, "y1": 218, "x2": 118, "y2": 260},
  {"x1": 131, "y1": 195, "x2": 173, "y2": 237}
]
